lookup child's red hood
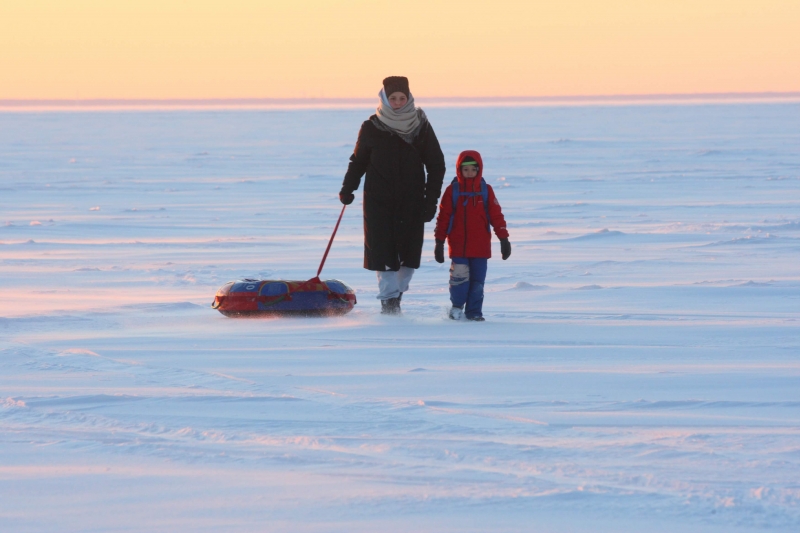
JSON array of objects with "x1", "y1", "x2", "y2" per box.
[{"x1": 456, "y1": 150, "x2": 484, "y2": 190}]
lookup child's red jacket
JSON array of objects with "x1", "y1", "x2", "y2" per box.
[{"x1": 434, "y1": 150, "x2": 509, "y2": 258}]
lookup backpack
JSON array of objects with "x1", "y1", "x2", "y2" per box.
[{"x1": 446, "y1": 177, "x2": 491, "y2": 235}]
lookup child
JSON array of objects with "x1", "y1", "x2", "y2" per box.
[{"x1": 434, "y1": 150, "x2": 511, "y2": 321}]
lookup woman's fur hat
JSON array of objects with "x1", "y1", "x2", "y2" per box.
[{"x1": 382, "y1": 76, "x2": 410, "y2": 98}]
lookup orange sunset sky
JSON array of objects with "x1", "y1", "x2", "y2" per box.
[{"x1": 1, "y1": 0, "x2": 799, "y2": 100}]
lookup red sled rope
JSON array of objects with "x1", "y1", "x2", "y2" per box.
[{"x1": 304, "y1": 203, "x2": 346, "y2": 286}]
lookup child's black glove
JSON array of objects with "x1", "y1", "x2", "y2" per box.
[
  {"x1": 339, "y1": 189, "x2": 354, "y2": 205},
  {"x1": 434, "y1": 239, "x2": 445, "y2": 263},
  {"x1": 423, "y1": 201, "x2": 438, "y2": 223},
  {"x1": 500, "y1": 238, "x2": 511, "y2": 260}
]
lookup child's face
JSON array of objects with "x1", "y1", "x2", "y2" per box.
[{"x1": 460, "y1": 164, "x2": 479, "y2": 178}]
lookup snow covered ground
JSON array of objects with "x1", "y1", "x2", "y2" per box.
[{"x1": 1, "y1": 102, "x2": 799, "y2": 532}]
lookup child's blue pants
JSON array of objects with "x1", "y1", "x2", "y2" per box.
[{"x1": 449, "y1": 257, "x2": 488, "y2": 319}]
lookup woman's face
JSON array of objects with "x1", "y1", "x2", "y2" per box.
[{"x1": 387, "y1": 92, "x2": 408, "y2": 110}]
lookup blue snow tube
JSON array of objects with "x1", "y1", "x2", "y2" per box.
[{"x1": 212, "y1": 278, "x2": 356, "y2": 317}]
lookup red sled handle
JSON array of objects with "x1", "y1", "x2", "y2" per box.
[{"x1": 311, "y1": 203, "x2": 346, "y2": 282}]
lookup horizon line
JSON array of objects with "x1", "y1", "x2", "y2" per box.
[{"x1": 3, "y1": 91, "x2": 800, "y2": 110}]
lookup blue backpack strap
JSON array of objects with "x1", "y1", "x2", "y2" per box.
[
  {"x1": 446, "y1": 177, "x2": 459, "y2": 235},
  {"x1": 480, "y1": 178, "x2": 490, "y2": 233}
]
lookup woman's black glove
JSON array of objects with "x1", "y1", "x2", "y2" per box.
[
  {"x1": 434, "y1": 240, "x2": 445, "y2": 263},
  {"x1": 500, "y1": 238, "x2": 511, "y2": 260},
  {"x1": 424, "y1": 202, "x2": 438, "y2": 222},
  {"x1": 339, "y1": 190, "x2": 354, "y2": 205}
]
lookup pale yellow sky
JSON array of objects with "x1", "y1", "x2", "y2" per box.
[{"x1": 1, "y1": 0, "x2": 799, "y2": 100}]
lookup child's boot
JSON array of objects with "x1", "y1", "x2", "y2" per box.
[{"x1": 449, "y1": 306, "x2": 463, "y2": 320}]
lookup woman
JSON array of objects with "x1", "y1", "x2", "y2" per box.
[{"x1": 339, "y1": 76, "x2": 446, "y2": 315}]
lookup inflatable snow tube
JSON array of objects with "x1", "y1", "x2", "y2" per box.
[{"x1": 212, "y1": 278, "x2": 356, "y2": 317}]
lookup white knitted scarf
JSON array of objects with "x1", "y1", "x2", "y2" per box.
[{"x1": 375, "y1": 88, "x2": 426, "y2": 140}]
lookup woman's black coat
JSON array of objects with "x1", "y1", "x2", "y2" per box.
[{"x1": 341, "y1": 116, "x2": 446, "y2": 271}]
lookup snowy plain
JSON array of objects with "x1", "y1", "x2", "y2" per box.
[{"x1": 1, "y1": 102, "x2": 799, "y2": 532}]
